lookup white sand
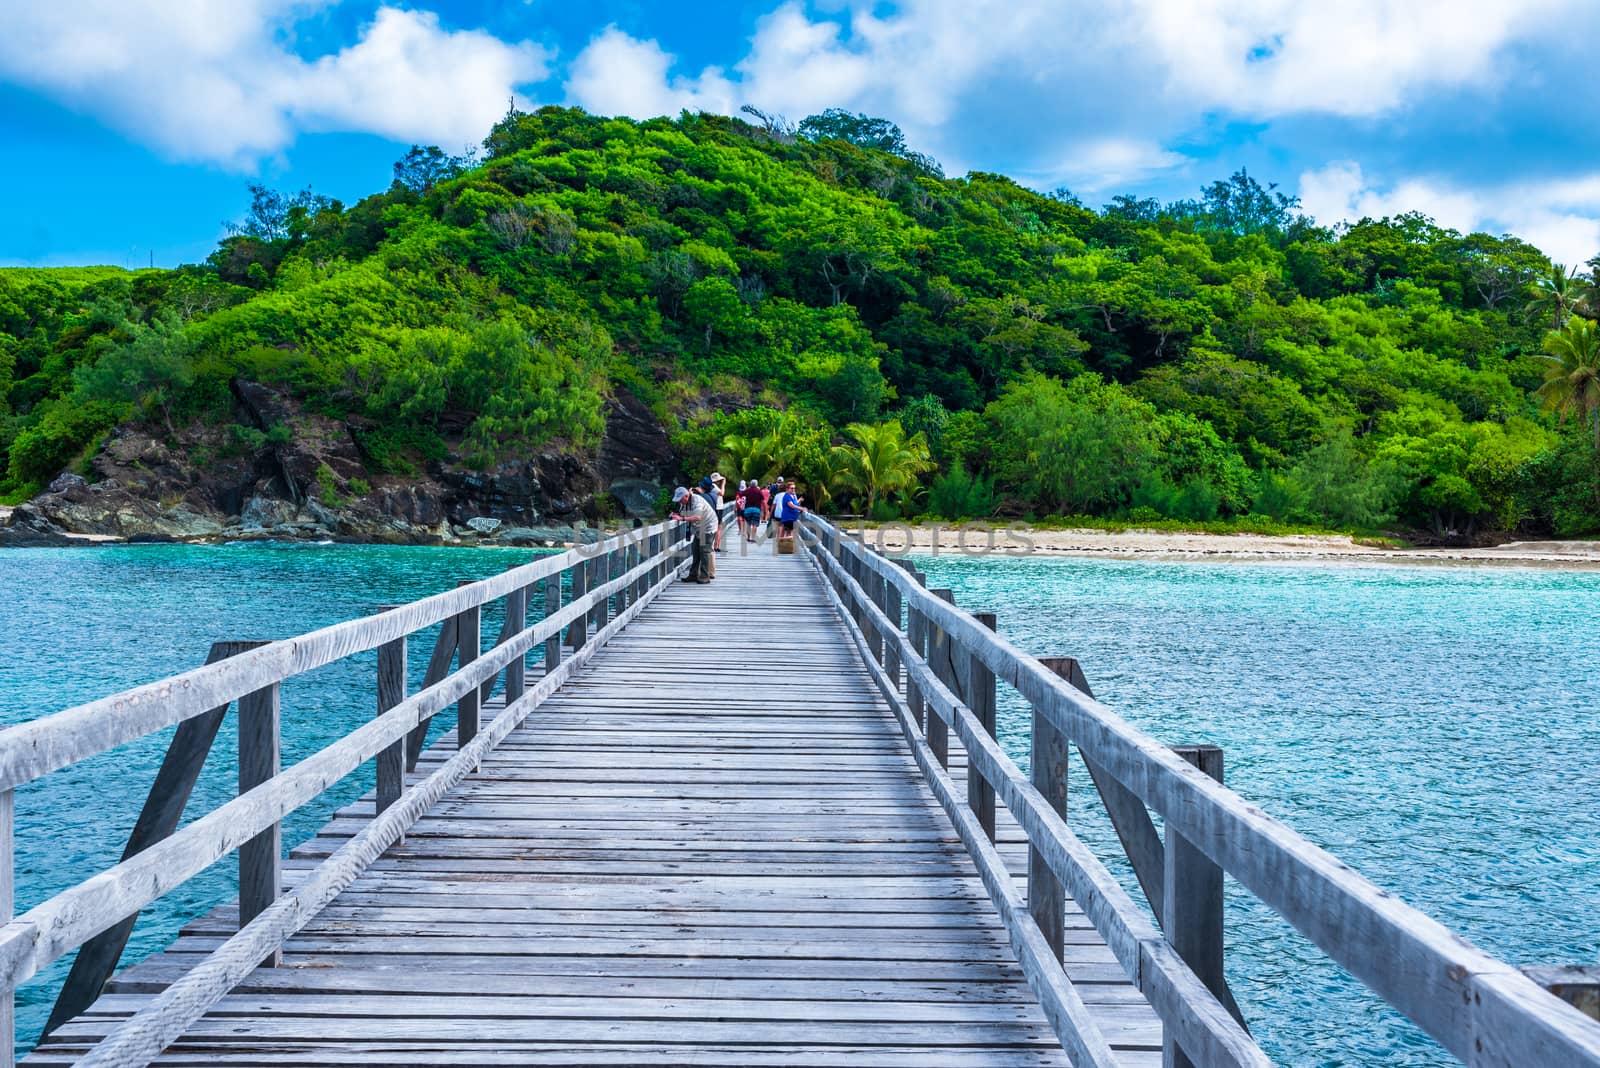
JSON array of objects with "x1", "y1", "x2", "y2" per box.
[{"x1": 842, "y1": 523, "x2": 1600, "y2": 571}]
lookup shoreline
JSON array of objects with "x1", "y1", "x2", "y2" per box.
[
  {"x1": 8, "y1": 511, "x2": 1600, "y2": 570},
  {"x1": 837, "y1": 524, "x2": 1600, "y2": 572}
]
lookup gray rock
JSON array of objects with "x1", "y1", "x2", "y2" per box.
[
  {"x1": 160, "y1": 506, "x2": 224, "y2": 539},
  {"x1": 607, "y1": 478, "x2": 665, "y2": 518},
  {"x1": 241, "y1": 495, "x2": 295, "y2": 530},
  {"x1": 49, "y1": 472, "x2": 88, "y2": 495}
]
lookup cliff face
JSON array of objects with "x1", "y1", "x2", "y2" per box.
[{"x1": 1, "y1": 379, "x2": 677, "y2": 547}]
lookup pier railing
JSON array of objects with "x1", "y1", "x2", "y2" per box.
[
  {"x1": 0, "y1": 511, "x2": 723, "y2": 1067},
  {"x1": 800, "y1": 512, "x2": 1600, "y2": 1068}
]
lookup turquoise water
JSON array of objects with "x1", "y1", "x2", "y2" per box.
[
  {"x1": 0, "y1": 545, "x2": 1595, "y2": 1064},
  {"x1": 912, "y1": 552, "x2": 1600, "y2": 1066}
]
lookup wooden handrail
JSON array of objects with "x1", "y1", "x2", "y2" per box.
[
  {"x1": 69, "y1": 529, "x2": 690, "y2": 1068},
  {"x1": 802, "y1": 513, "x2": 1600, "y2": 1068},
  {"x1": 0, "y1": 532, "x2": 692, "y2": 995},
  {"x1": 0, "y1": 520, "x2": 684, "y2": 792},
  {"x1": 805, "y1": 526, "x2": 1265, "y2": 1068}
]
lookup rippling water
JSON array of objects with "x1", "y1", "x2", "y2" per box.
[
  {"x1": 0, "y1": 544, "x2": 1595, "y2": 1064},
  {"x1": 912, "y1": 552, "x2": 1600, "y2": 1066}
]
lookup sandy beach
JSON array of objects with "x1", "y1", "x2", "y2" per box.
[{"x1": 836, "y1": 523, "x2": 1600, "y2": 571}]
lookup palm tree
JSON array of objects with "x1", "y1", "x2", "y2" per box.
[
  {"x1": 1536, "y1": 317, "x2": 1600, "y2": 447},
  {"x1": 1525, "y1": 264, "x2": 1582, "y2": 330},
  {"x1": 718, "y1": 433, "x2": 777, "y2": 484},
  {"x1": 835, "y1": 421, "x2": 935, "y2": 514}
]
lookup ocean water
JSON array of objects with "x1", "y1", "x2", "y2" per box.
[
  {"x1": 912, "y1": 551, "x2": 1600, "y2": 1066},
  {"x1": 0, "y1": 544, "x2": 1595, "y2": 1064}
]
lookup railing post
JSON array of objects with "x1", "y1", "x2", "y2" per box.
[
  {"x1": 544, "y1": 574, "x2": 563, "y2": 675},
  {"x1": 238, "y1": 679, "x2": 282, "y2": 965},
  {"x1": 587, "y1": 551, "x2": 606, "y2": 635},
  {"x1": 863, "y1": 550, "x2": 885, "y2": 666},
  {"x1": 967, "y1": 611, "x2": 998, "y2": 842},
  {"x1": 1165, "y1": 743, "x2": 1227, "y2": 1068},
  {"x1": 883, "y1": 560, "x2": 904, "y2": 691},
  {"x1": 927, "y1": 588, "x2": 955, "y2": 769},
  {"x1": 455, "y1": 588, "x2": 481, "y2": 748},
  {"x1": 376, "y1": 637, "x2": 406, "y2": 814},
  {"x1": 896, "y1": 562, "x2": 928, "y2": 732},
  {"x1": 569, "y1": 557, "x2": 588, "y2": 651},
  {"x1": 505, "y1": 576, "x2": 528, "y2": 708},
  {"x1": 45, "y1": 640, "x2": 268, "y2": 1035},
  {"x1": 2, "y1": 787, "x2": 12, "y2": 1068},
  {"x1": 1033, "y1": 658, "x2": 1075, "y2": 962}
]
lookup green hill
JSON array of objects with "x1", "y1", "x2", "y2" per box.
[{"x1": 3, "y1": 105, "x2": 1598, "y2": 542}]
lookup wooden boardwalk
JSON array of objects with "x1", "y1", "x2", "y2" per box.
[{"x1": 29, "y1": 540, "x2": 1158, "y2": 1066}]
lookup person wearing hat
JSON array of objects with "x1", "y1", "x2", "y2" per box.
[{"x1": 671, "y1": 486, "x2": 716, "y2": 583}]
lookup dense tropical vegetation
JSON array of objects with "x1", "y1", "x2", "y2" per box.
[{"x1": 4, "y1": 103, "x2": 1600, "y2": 539}]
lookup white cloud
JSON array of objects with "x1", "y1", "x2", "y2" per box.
[
  {"x1": 1031, "y1": 139, "x2": 1189, "y2": 194},
  {"x1": 1127, "y1": 0, "x2": 1571, "y2": 118},
  {"x1": 1299, "y1": 160, "x2": 1600, "y2": 264},
  {"x1": 564, "y1": 27, "x2": 736, "y2": 119},
  {"x1": 562, "y1": 0, "x2": 1576, "y2": 196},
  {"x1": 0, "y1": 2, "x2": 550, "y2": 168}
]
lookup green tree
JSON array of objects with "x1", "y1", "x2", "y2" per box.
[
  {"x1": 74, "y1": 314, "x2": 195, "y2": 435},
  {"x1": 833, "y1": 420, "x2": 934, "y2": 513},
  {"x1": 1525, "y1": 264, "x2": 1582, "y2": 330},
  {"x1": 1536, "y1": 317, "x2": 1600, "y2": 446},
  {"x1": 986, "y1": 373, "x2": 1157, "y2": 513}
]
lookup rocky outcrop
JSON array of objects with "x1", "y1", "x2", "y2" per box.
[{"x1": 0, "y1": 382, "x2": 681, "y2": 546}]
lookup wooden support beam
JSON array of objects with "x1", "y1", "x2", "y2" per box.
[
  {"x1": 45, "y1": 640, "x2": 267, "y2": 1035},
  {"x1": 454, "y1": 594, "x2": 481, "y2": 748},
  {"x1": 1031, "y1": 658, "x2": 1075, "y2": 963},
  {"x1": 0, "y1": 789, "x2": 10, "y2": 1068},
  {"x1": 503, "y1": 576, "x2": 529, "y2": 708},
  {"x1": 544, "y1": 574, "x2": 563, "y2": 675},
  {"x1": 1165, "y1": 743, "x2": 1227, "y2": 1068},
  {"x1": 882, "y1": 560, "x2": 904, "y2": 691},
  {"x1": 237, "y1": 680, "x2": 282, "y2": 965},
  {"x1": 406, "y1": 616, "x2": 458, "y2": 772},
  {"x1": 568, "y1": 558, "x2": 588, "y2": 652},
  {"x1": 1050, "y1": 659, "x2": 1168, "y2": 924},
  {"x1": 375, "y1": 638, "x2": 405, "y2": 814},
  {"x1": 927, "y1": 588, "x2": 956, "y2": 769},
  {"x1": 966, "y1": 611, "x2": 998, "y2": 843}
]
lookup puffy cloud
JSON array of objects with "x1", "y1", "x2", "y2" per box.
[
  {"x1": 0, "y1": 2, "x2": 550, "y2": 169},
  {"x1": 563, "y1": 0, "x2": 1579, "y2": 199},
  {"x1": 565, "y1": 27, "x2": 736, "y2": 119},
  {"x1": 1299, "y1": 160, "x2": 1600, "y2": 265},
  {"x1": 1127, "y1": 0, "x2": 1571, "y2": 118}
]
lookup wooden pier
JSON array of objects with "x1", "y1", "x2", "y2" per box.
[{"x1": 3, "y1": 512, "x2": 1599, "y2": 1066}]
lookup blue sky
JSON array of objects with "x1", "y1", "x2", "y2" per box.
[{"x1": 4, "y1": 1, "x2": 1600, "y2": 268}]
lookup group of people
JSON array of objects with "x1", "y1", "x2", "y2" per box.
[
  {"x1": 735, "y1": 477, "x2": 804, "y2": 542},
  {"x1": 669, "y1": 472, "x2": 806, "y2": 584}
]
